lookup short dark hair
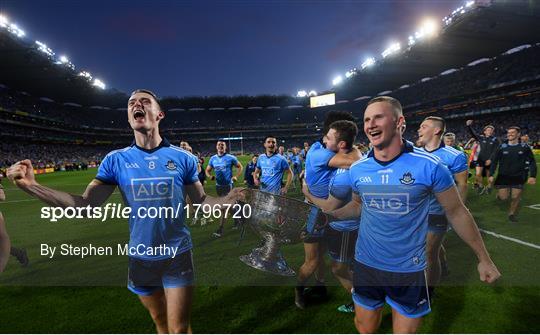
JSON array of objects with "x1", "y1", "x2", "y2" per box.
[
  {"x1": 367, "y1": 96, "x2": 403, "y2": 119},
  {"x1": 330, "y1": 120, "x2": 358, "y2": 149},
  {"x1": 323, "y1": 111, "x2": 357, "y2": 135},
  {"x1": 264, "y1": 135, "x2": 277, "y2": 142},
  {"x1": 424, "y1": 116, "x2": 446, "y2": 135},
  {"x1": 130, "y1": 89, "x2": 161, "y2": 109},
  {"x1": 508, "y1": 126, "x2": 521, "y2": 133}
]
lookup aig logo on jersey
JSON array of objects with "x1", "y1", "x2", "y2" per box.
[
  {"x1": 131, "y1": 177, "x2": 174, "y2": 201},
  {"x1": 362, "y1": 193, "x2": 410, "y2": 214}
]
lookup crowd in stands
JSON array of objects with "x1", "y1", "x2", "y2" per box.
[{"x1": 1, "y1": 43, "x2": 539, "y2": 168}]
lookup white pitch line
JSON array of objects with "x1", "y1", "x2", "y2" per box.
[{"x1": 479, "y1": 228, "x2": 540, "y2": 250}]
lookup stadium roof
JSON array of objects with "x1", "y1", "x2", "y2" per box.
[
  {"x1": 0, "y1": 0, "x2": 539, "y2": 108},
  {"x1": 335, "y1": 1, "x2": 540, "y2": 100}
]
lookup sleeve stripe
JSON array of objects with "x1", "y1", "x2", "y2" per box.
[{"x1": 409, "y1": 152, "x2": 440, "y2": 165}]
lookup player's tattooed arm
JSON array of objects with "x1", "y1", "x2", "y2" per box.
[
  {"x1": 436, "y1": 186, "x2": 501, "y2": 284},
  {"x1": 328, "y1": 149, "x2": 362, "y2": 169},
  {"x1": 327, "y1": 192, "x2": 361, "y2": 220},
  {"x1": 7, "y1": 160, "x2": 116, "y2": 208}
]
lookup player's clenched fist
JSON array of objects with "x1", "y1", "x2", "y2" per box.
[
  {"x1": 7, "y1": 159, "x2": 36, "y2": 188},
  {"x1": 478, "y1": 260, "x2": 501, "y2": 284}
]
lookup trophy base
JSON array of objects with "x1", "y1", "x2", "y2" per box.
[{"x1": 239, "y1": 249, "x2": 296, "y2": 277}]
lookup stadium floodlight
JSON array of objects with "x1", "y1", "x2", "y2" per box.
[
  {"x1": 361, "y1": 57, "x2": 375, "y2": 69},
  {"x1": 0, "y1": 15, "x2": 8, "y2": 28},
  {"x1": 59, "y1": 55, "x2": 69, "y2": 63},
  {"x1": 414, "y1": 19, "x2": 438, "y2": 41},
  {"x1": 35, "y1": 40, "x2": 54, "y2": 57},
  {"x1": 78, "y1": 71, "x2": 93, "y2": 80},
  {"x1": 381, "y1": 42, "x2": 401, "y2": 58},
  {"x1": 7, "y1": 23, "x2": 25, "y2": 38},
  {"x1": 308, "y1": 90, "x2": 317, "y2": 96},
  {"x1": 297, "y1": 90, "x2": 308, "y2": 98},
  {"x1": 466, "y1": 1, "x2": 474, "y2": 7},
  {"x1": 345, "y1": 69, "x2": 356, "y2": 78},
  {"x1": 332, "y1": 75, "x2": 343, "y2": 86},
  {"x1": 92, "y1": 78, "x2": 106, "y2": 90}
]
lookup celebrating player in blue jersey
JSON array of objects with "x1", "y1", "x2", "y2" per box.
[
  {"x1": 417, "y1": 116, "x2": 469, "y2": 290},
  {"x1": 302, "y1": 120, "x2": 362, "y2": 313},
  {"x1": 253, "y1": 136, "x2": 292, "y2": 195},
  {"x1": 296, "y1": 111, "x2": 360, "y2": 309},
  {"x1": 7, "y1": 89, "x2": 243, "y2": 334},
  {"x1": 206, "y1": 140, "x2": 243, "y2": 237},
  {"x1": 330, "y1": 96, "x2": 500, "y2": 333}
]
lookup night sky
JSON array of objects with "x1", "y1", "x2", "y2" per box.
[{"x1": 2, "y1": 0, "x2": 462, "y2": 97}]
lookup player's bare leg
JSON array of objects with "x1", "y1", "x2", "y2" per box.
[
  {"x1": 164, "y1": 286, "x2": 194, "y2": 334},
  {"x1": 474, "y1": 166, "x2": 484, "y2": 191},
  {"x1": 138, "y1": 290, "x2": 168, "y2": 334},
  {"x1": 354, "y1": 304, "x2": 383, "y2": 334},
  {"x1": 496, "y1": 188, "x2": 510, "y2": 201},
  {"x1": 508, "y1": 188, "x2": 523, "y2": 222},
  {"x1": 391, "y1": 308, "x2": 423, "y2": 334},
  {"x1": 331, "y1": 261, "x2": 353, "y2": 292},
  {"x1": 295, "y1": 242, "x2": 320, "y2": 308}
]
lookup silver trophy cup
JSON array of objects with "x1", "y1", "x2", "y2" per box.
[{"x1": 239, "y1": 189, "x2": 328, "y2": 276}]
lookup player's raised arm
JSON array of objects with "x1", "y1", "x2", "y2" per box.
[
  {"x1": 7, "y1": 159, "x2": 115, "y2": 208},
  {"x1": 435, "y1": 186, "x2": 501, "y2": 283}
]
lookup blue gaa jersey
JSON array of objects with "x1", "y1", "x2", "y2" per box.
[
  {"x1": 208, "y1": 153, "x2": 239, "y2": 186},
  {"x1": 349, "y1": 141, "x2": 455, "y2": 272},
  {"x1": 329, "y1": 168, "x2": 359, "y2": 232},
  {"x1": 96, "y1": 139, "x2": 199, "y2": 260},
  {"x1": 291, "y1": 154, "x2": 302, "y2": 173},
  {"x1": 305, "y1": 141, "x2": 336, "y2": 198},
  {"x1": 256, "y1": 153, "x2": 289, "y2": 194},
  {"x1": 419, "y1": 143, "x2": 468, "y2": 215}
]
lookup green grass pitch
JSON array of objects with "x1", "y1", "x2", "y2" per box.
[{"x1": 0, "y1": 155, "x2": 538, "y2": 333}]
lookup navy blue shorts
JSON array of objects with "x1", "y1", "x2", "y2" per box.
[
  {"x1": 128, "y1": 250, "x2": 194, "y2": 296},
  {"x1": 325, "y1": 226, "x2": 357, "y2": 263},
  {"x1": 428, "y1": 214, "x2": 449, "y2": 234},
  {"x1": 352, "y1": 261, "x2": 431, "y2": 318}
]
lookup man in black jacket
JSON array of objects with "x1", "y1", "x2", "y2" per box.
[
  {"x1": 488, "y1": 126, "x2": 537, "y2": 222},
  {"x1": 466, "y1": 119, "x2": 500, "y2": 194}
]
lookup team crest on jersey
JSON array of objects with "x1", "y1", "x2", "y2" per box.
[
  {"x1": 399, "y1": 172, "x2": 415, "y2": 185},
  {"x1": 165, "y1": 160, "x2": 177, "y2": 170}
]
